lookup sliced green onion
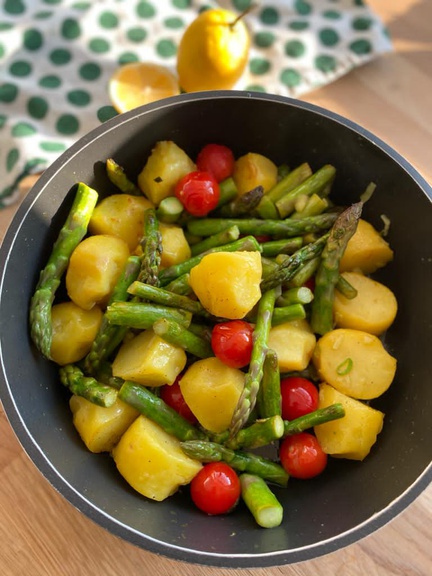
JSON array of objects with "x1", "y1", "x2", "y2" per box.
[{"x1": 336, "y1": 357, "x2": 353, "y2": 375}]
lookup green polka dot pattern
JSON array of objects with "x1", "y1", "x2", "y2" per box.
[{"x1": 0, "y1": 0, "x2": 392, "y2": 207}]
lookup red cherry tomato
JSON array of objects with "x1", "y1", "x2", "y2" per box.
[
  {"x1": 190, "y1": 462, "x2": 240, "y2": 515},
  {"x1": 280, "y1": 376, "x2": 319, "y2": 421},
  {"x1": 196, "y1": 143, "x2": 235, "y2": 182},
  {"x1": 211, "y1": 320, "x2": 254, "y2": 368},
  {"x1": 279, "y1": 432, "x2": 328, "y2": 479},
  {"x1": 160, "y1": 377, "x2": 197, "y2": 424},
  {"x1": 302, "y1": 276, "x2": 315, "y2": 292},
  {"x1": 175, "y1": 171, "x2": 220, "y2": 217}
]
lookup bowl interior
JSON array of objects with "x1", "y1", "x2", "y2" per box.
[{"x1": 0, "y1": 92, "x2": 431, "y2": 567}]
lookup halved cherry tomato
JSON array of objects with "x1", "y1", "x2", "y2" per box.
[
  {"x1": 190, "y1": 462, "x2": 240, "y2": 515},
  {"x1": 279, "y1": 432, "x2": 327, "y2": 479},
  {"x1": 175, "y1": 171, "x2": 220, "y2": 217},
  {"x1": 280, "y1": 376, "x2": 319, "y2": 421},
  {"x1": 211, "y1": 320, "x2": 254, "y2": 369},
  {"x1": 196, "y1": 143, "x2": 235, "y2": 182},
  {"x1": 160, "y1": 377, "x2": 197, "y2": 424}
]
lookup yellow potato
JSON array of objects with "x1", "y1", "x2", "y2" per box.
[
  {"x1": 112, "y1": 329, "x2": 187, "y2": 387},
  {"x1": 334, "y1": 271, "x2": 398, "y2": 335},
  {"x1": 189, "y1": 251, "x2": 262, "y2": 319},
  {"x1": 112, "y1": 415, "x2": 202, "y2": 501},
  {"x1": 66, "y1": 234, "x2": 130, "y2": 310},
  {"x1": 69, "y1": 395, "x2": 139, "y2": 453},
  {"x1": 50, "y1": 301, "x2": 103, "y2": 365},
  {"x1": 233, "y1": 152, "x2": 278, "y2": 196},
  {"x1": 314, "y1": 383, "x2": 384, "y2": 460},
  {"x1": 313, "y1": 328, "x2": 397, "y2": 400},
  {"x1": 179, "y1": 357, "x2": 244, "y2": 433},
  {"x1": 89, "y1": 194, "x2": 153, "y2": 251},
  {"x1": 268, "y1": 319, "x2": 316, "y2": 372},
  {"x1": 340, "y1": 219, "x2": 394, "y2": 274},
  {"x1": 159, "y1": 222, "x2": 191, "y2": 268},
  {"x1": 138, "y1": 140, "x2": 196, "y2": 205}
]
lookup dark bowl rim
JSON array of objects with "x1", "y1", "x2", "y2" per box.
[{"x1": 0, "y1": 90, "x2": 431, "y2": 568}]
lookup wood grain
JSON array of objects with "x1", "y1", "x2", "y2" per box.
[{"x1": 0, "y1": 1, "x2": 431, "y2": 575}]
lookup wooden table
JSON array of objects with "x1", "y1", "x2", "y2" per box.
[{"x1": 0, "y1": 1, "x2": 431, "y2": 574}]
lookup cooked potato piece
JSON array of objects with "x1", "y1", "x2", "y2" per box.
[
  {"x1": 314, "y1": 383, "x2": 384, "y2": 460},
  {"x1": 313, "y1": 328, "x2": 397, "y2": 400},
  {"x1": 89, "y1": 194, "x2": 153, "y2": 251},
  {"x1": 66, "y1": 234, "x2": 130, "y2": 310},
  {"x1": 112, "y1": 329, "x2": 187, "y2": 387},
  {"x1": 138, "y1": 140, "x2": 196, "y2": 205},
  {"x1": 112, "y1": 415, "x2": 202, "y2": 501},
  {"x1": 69, "y1": 395, "x2": 139, "y2": 453},
  {"x1": 268, "y1": 319, "x2": 316, "y2": 372},
  {"x1": 233, "y1": 152, "x2": 278, "y2": 196},
  {"x1": 50, "y1": 301, "x2": 103, "y2": 365},
  {"x1": 159, "y1": 222, "x2": 191, "y2": 268},
  {"x1": 334, "y1": 272, "x2": 398, "y2": 335},
  {"x1": 179, "y1": 357, "x2": 244, "y2": 433},
  {"x1": 189, "y1": 251, "x2": 262, "y2": 319},
  {"x1": 339, "y1": 219, "x2": 394, "y2": 274}
]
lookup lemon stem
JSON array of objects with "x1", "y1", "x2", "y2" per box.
[{"x1": 229, "y1": 4, "x2": 257, "y2": 29}]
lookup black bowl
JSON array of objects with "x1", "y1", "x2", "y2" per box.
[{"x1": 0, "y1": 91, "x2": 431, "y2": 568}]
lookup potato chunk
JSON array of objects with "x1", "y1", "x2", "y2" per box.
[
  {"x1": 179, "y1": 357, "x2": 244, "y2": 433},
  {"x1": 314, "y1": 383, "x2": 384, "y2": 460},
  {"x1": 334, "y1": 272, "x2": 398, "y2": 335},
  {"x1": 69, "y1": 395, "x2": 139, "y2": 453},
  {"x1": 89, "y1": 194, "x2": 153, "y2": 251},
  {"x1": 313, "y1": 328, "x2": 397, "y2": 400},
  {"x1": 66, "y1": 234, "x2": 130, "y2": 310},
  {"x1": 268, "y1": 319, "x2": 316, "y2": 372},
  {"x1": 189, "y1": 251, "x2": 262, "y2": 319},
  {"x1": 138, "y1": 140, "x2": 196, "y2": 205},
  {"x1": 112, "y1": 415, "x2": 202, "y2": 501},
  {"x1": 339, "y1": 219, "x2": 394, "y2": 274},
  {"x1": 50, "y1": 301, "x2": 103, "y2": 365},
  {"x1": 233, "y1": 152, "x2": 278, "y2": 196},
  {"x1": 159, "y1": 222, "x2": 191, "y2": 268},
  {"x1": 112, "y1": 329, "x2": 187, "y2": 387}
]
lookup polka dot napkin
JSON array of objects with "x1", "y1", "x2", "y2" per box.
[{"x1": 0, "y1": 0, "x2": 392, "y2": 208}]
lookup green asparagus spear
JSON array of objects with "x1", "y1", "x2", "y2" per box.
[
  {"x1": 105, "y1": 301, "x2": 192, "y2": 330},
  {"x1": 187, "y1": 212, "x2": 338, "y2": 238},
  {"x1": 276, "y1": 286, "x2": 314, "y2": 307},
  {"x1": 29, "y1": 182, "x2": 99, "y2": 359},
  {"x1": 272, "y1": 304, "x2": 306, "y2": 325},
  {"x1": 224, "y1": 415, "x2": 284, "y2": 450},
  {"x1": 190, "y1": 225, "x2": 240, "y2": 256},
  {"x1": 152, "y1": 318, "x2": 214, "y2": 358},
  {"x1": 267, "y1": 162, "x2": 313, "y2": 203},
  {"x1": 155, "y1": 196, "x2": 184, "y2": 223},
  {"x1": 260, "y1": 237, "x2": 303, "y2": 258},
  {"x1": 219, "y1": 186, "x2": 264, "y2": 217},
  {"x1": 240, "y1": 474, "x2": 284, "y2": 528},
  {"x1": 127, "y1": 280, "x2": 209, "y2": 317},
  {"x1": 93, "y1": 360, "x2": 124, "y2": 390},
  {"x1": 291, "y1": 193, "x2": 329, "y2": 219},
  {"x1": 180, "y1": 440, "x2": 289, "y2": 486},
  {"x1": 164, "y1": 273, "x2": 193, "y2": 296},
  {"x1": 158, "y1": 235, "x2": 261, "y2": 286},
  {"x1": 286, "y1": 256, "x2": 320, "y2": 288},
  {"x1": 138, "y1": 207, "x2": 162, "y2": 285},
  {"x1": 118, "y1": 381, "x2": 206, "y2": 441},
  {"x1": 336, "y1": 274, "x2": 358, "y2": 299},
  {"x1": 229, "y1": 287, "x2": 278, "y2": 437},
  {"x1": 106, "y1": 158, "x2": 141, "y2": 195},
  {"x1": 217, "y1": 176, "x2": 239, "y2": 206},
  {"x1": 310, "y1": 202, "x2": 363, "y2": 335},
  {"x1": 283, "y1": 403, "x2": 345, "y2": 436},
  {"x1": 257, "y1": 349, "x2": 282, "y2": 418},
  {"x1": 59, "y1": 364, "x2": 117, "y2": 407},
  {"x1": 260, "y1": 233, "x2": 329, "y2": 293}
]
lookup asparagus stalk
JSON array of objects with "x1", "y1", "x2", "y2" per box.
[
  {"x1": 155, "y1": 196, "x2": 184, "y2": 223},
  {"x1": 291, "y1": 193, "x2": 329, "y2": 219},
  {"x1": 260, "y1": 233, "x2": 329, "y2": 292},
  {"x1": 118, "y1": 381, "x2": 206, "y2": 441},
  {"x1": 138, "y1": 207, "x2": 162, "y2": 285},
  {"x1": 260, "y1": 237, "x2": 303, "y2": 258},
  {"x1": 187, "y1": 212, "x2": 338, "y2": 238},
  {"x1": 310, "y1": 202, "x2": 363, "y2": 335},
  {"x1": 257, "y1": 349, "x2": 282, "y2": 418},
  {"x1": 127, "y1": 280, "x2": 209, "y2": 317},
  {"x1": 336, "y1": 274, "x2": 358, "y2": 299},
  {"x1": 240, "y1": 474, "x2": 284, "y2": 528},
  {"x1": 106, "y1": 158, "x2": 141, "y2": 195},
  {"x1": 180, "y1": 440, "x2": 289, "y2": 487},
  {"x1": 59, "y1": 364, "x2": 117, "y2": 407},
  {"x1": 223, "y1": 415, "x2": 284, "y2": 450},
  {"x1": 190, "y1": 225, "x2": 240, "y2": 257},
  {"x1": 229, "y1": 287, "x2": 279, "y2": 437},
  {"x1": 105, "y1": 301, "x2": 192, "y2": 330},
  {"x1": 286, "y1": 256, "x2": 320, "y2": 288},
  {"x1": 219, "y1": 186, "x2": 264, "y2": 217},
  {"x1": 158, "y1": 235, "x2": 261, "y2": 286},
  {"x1": 164, "y1": 273, "x2": 192, "y2": 296},
  {"x1": 276, "y1": 286, "x2": 314, "y2": 307},
  {"x1": 152, "y1": 318, "x2": 214, "y2": 359},
  {"x1": 217, "y1": 176, "x2": 238, "y2": 206},
  {"x1": 29, "y1": 182, "x2": 99, "y2": 359},
  {"x1": 283, "y1": 403, "x2": 345, "y2": 436}
]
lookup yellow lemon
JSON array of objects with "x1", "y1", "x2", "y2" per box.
[
  {"x1": 176, "y1": 8, "x2": 250, "y2": 92},
  {"x1": 108, "y1": 62, "x2": 180, "y2": 113}
]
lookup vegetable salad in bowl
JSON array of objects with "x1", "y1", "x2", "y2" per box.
[{"x1": 29, "y1": 138, "x2": 397, "y2": 529}]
